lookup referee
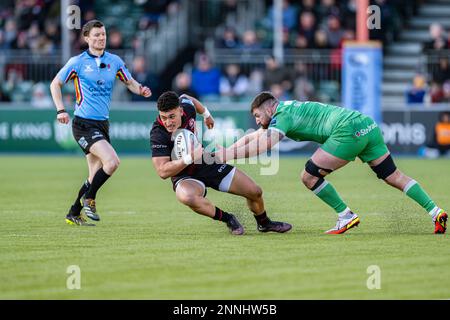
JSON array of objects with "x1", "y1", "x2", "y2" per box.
[{"x1": 50, "y1": 20, "x2": 151, "y2": 226}]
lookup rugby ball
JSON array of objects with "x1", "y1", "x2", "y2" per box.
[{"x1": 171, "y1": 129, "x2": 200, "y2": 161}]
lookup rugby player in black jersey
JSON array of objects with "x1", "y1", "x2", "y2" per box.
[{"x1": 150, "y1": 91, "x2": 292, "y2": 235}]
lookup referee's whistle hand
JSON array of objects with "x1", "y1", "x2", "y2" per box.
[{"x1": 57, "y1": 112, "x2": 70, "y2": 124}]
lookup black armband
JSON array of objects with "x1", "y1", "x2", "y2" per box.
[{"x1": 56, "y1": 109, "x2": 67, "y2": 115}]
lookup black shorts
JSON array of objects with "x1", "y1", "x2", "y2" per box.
[
  {"x1": 172, "y1": 163, "x2": 235, "y2": 196},
  {"x1": 72, "y1": 116, "x2": 110, "y2": 154}
]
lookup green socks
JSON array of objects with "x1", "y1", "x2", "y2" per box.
[
  {"x1": 403, "y1": 180, "x2": 437, "y2": 215},
  {"x1": 312, "y1": 180, "x2": 348, "y2": 213},
  {"x1": 311, "y1": 178, "x2": 439, "y2": 218}
]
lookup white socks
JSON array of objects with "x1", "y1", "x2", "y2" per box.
[
  {"x1": 429, "y1": 206, "x2": 441, "y2": 219},
  {"x1": 338, "y1": 207, "x2": 352, "y2": 218}
]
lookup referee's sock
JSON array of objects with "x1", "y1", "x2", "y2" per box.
[
  {"x1": 84, "y1": 168, "x2": 110, "y2": 200},
  {"x1": 71, "y1": 180, "x2": 90, "y2": 213},
  {"x1": 213, "y1": 207, "x2": 232, "y2": 223}
]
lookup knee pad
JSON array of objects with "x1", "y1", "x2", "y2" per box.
[
  {"x1": 305, "y1": 159, "x2": 333, "y2": 178},
  {"x1": 371, "y1": 154, "x2": 397, "y2": 179}
]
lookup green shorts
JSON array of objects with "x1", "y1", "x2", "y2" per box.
[{"x1": 321, "y1": 115, "x2": 388, "y2": 163}]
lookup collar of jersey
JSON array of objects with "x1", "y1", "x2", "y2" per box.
[
  {"x1": 268, "y1": 102, "x2": 282, "y2": 123},
  {"x1": 86, "y1": 50, "x2": 106, "y2": 58},
  {"x1": 274, "y1": 101, "x2": 281, "y2": 111},
  {"x1": 273, "y1": 101, "x2": 281, "y2": 114}
]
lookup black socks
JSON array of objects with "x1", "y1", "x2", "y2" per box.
[
  {"x1": 254, "y1": 211, "x2": 270, "y2": 226},
  {"x1": 84, "y1": 168, "x2": 111, "y2": 200},
  {"x1": 213, "y1": 207, "x2": 232, "y2": 223},
  {"x1": 213, "y1": 209, "x2": 270, "y2": 226},
  {"x1": 71, "y1": 180, "x2": 91, "y2": 214}
]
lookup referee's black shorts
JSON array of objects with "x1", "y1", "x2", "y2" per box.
[{"x1": 72, "y1": 116, "x2": 111, "y2": 154}]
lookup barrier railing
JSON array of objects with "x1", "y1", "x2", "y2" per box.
[
  {"x1": 208, "y1": 48, "x2": 343, "y2": 83},
  {"x1": 424, "y1": 49, "x2": 450, "y2": 82},
  {"x1": 143, "y1": 0, "x2": 189, "y2": 74}
]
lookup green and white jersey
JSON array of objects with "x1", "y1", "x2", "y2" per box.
[{"x1": 268, "y1": 100, "x2": 363, "y2": 144}]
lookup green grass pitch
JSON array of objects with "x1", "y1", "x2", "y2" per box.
[{"x1": 0, "y1": 155, "x2": 449, "y2": 299}]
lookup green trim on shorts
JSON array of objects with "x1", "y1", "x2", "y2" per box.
[{"x1": 321, "y1": 116, "x2": 388, "y2": 163}]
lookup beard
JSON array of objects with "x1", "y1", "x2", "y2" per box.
[{"x1": 260, "y1": 116, "x2": 271, "y2": 129}]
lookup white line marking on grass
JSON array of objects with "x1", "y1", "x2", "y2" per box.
[{"x1": 8, "y1": 233, "x2": 43, "y2": 237}]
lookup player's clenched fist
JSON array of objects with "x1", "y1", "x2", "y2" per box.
[{"x1": 204, "y1": 114, "x2": 214, "y2": 129}]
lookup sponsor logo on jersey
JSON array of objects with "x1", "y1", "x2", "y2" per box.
[
  {"x1": 355, "y1": 123, "x2": 378, "y2": 137},
  {"x1": 97, "y1": 79, "x2": 105, "y2": 86},
  {"x1": 152, "y1": 144, "x2": 168, "y2": 149},
  {"x1": 88, "y1": 86, "x2": 113, "y2": 97}
]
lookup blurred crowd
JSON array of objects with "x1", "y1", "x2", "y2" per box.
[
  {"x1": 0, "y1": 0, "x2": 179, "y2": 52},
  {"x1": 0, "y1": 0, "x2": 60, "y2": 53},
  {"x1": 216, "y1": 0, "x2": 410, "y2": 51},
  {"x1": 0, "y1": 0, "x2": 177, "y2": 104},
  {"x1": 406, "y1": 22, "x2": 450, "y2": 105},
  {"x1": 1, "y1": 0, "x2": 447, "y2": 107},
  {"x1": 171, "y1": 52, "x2": 322, "y2": 104},
  {"x1": 181, "y1": 0, "x2": 415, "y2": 103}
]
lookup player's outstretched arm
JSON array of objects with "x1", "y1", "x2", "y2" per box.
[
  {"x1": 223, "y1": 129, "x2": 283, "y2": 161},
  {"x1": 49, "y1": 77, "x2": 70, "y2": 124},
  {"x1": 227, "y1": 128, "x2": 266, "y2": 151},
  {"x1": 180, "y1": 94, "x2": 214, "y2": 129},
  {"x1": 124, "y1": 78, "x2": 152, "y2": 98}
]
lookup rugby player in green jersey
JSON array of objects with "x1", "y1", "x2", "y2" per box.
[{"x1": 216, "y1": 92, "x2": 447, "y2": 234}]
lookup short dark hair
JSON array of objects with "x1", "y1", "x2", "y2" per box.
[
  {"x1": 250, "y1": 91, "x2": 277, "y2": 112},
  {"x1": 82, "y1": 20, "x2": 105, "y2": 37},
  {"x1": 157, "y1": 91, "x2": 180, "y2": 112}
]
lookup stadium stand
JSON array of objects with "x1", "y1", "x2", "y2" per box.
[
  {"x1": 206, "y1": 0, "x2": 425, "y2": 104},
  {"x1": 0, "y1": 0, "x2": 448, "y2": 106}
]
